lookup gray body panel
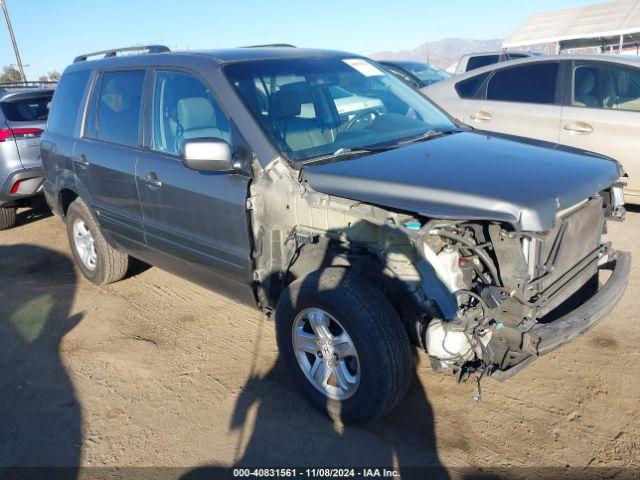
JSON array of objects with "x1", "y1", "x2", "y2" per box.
[{"x1": 303, "y1": 131, "x2": 622, "y2": 232}]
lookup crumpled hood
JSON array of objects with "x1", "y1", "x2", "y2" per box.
[{"x1": 302, "y1": 131, "x2": 623, "y2": 231}]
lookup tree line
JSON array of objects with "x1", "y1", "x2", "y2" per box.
[{"x1": 0, "y1": 65, "x2": 60, "y2": 84}]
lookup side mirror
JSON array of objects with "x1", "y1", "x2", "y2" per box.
[{"x1": 180, "y1": 138, "x2": 233, "y2": 172}]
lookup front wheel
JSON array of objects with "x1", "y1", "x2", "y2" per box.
[{"x1": 275, "y1": 268, "x2": 412, "y2": 424}]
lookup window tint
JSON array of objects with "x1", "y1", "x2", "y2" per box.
[
  {"x1": 486, "y1": 63, "x2": 559, "y2": 104},
  {"x1": 152, "y1": 71, "x2": 230, "y2": 154},
  {"x1": 455, "y1": 73, "x2": 489, "y2": 98},
  {"x1": 572, "y1": 63, "x2": 640, "y2": 112},
  {"x1": 47, "y1": 70, "x2": 91, "y2": 136},
  {"x1": 466, "y1": 55, "x2": 499, "y2": 72},
  {"x1": 1, "y1": 94, "x2": 52, "y2": 121},
  {"x1": 95, "y1": 70, "x2": 145, "y2": 147}
]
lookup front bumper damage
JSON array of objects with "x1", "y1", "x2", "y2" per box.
[{"x1": 491, "y1": 250, "x2": 631, "y2": 381}]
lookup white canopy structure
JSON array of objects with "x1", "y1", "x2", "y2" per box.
[{"x1": 503, "y1": 0, "x2": 640, "y2": 53}]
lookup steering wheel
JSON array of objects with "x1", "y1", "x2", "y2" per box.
[{"x1": 344, "y1": 109, "x2": 380, "y2": 131}]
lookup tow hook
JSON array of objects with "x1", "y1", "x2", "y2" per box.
[{"x1": 470, "y1": 369, "x2": 486, "y2": 403}]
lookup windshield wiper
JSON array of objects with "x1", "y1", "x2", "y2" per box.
[
  {"x1": 396, "y1": 128, "x2": 460, "y2": 146},
  {"x1": 302, "y1": 145, "x2": 398, "y2": 164}
]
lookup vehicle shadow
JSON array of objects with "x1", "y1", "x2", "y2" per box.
[
  {"x1": 182, "y1": 356, "x2": 449, "y2": 479},
  {"x1": 0, "y1": 244, "x2": 82, "y2": 477},
  {"x1": 14, "y1": 200, "x2": 53, "y2": 228}
]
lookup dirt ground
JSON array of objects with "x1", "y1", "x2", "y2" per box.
[{"x1": 1, "y1": 205, "x2": 639, "y2": 479}]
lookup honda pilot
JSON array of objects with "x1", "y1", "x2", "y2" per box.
[{"x1": 42, "y1": 45, "x2": 630, "y2": 423}]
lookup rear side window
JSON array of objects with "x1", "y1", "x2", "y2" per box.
[
  {"x1": 47, "y1": 70, "x2": 91, "y2": 136},
  {"x1": 1, "y1": 94, "x2": 52, "y2": 122},
  {"x1": 486, "y1": 63, "x2": 559, "y2": 105},
  {"x1": 466, "y1": 55, "x2": 499, "y2": 72},
  {"x1": 455, "y1": 73, "x2": 489, "y2": 98},
  {"x1": 94, "y1": 70, "x2": 145, "y2": 147}
]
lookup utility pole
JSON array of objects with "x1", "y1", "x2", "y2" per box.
[{"x1": 0, "y1": 0, "x2": 25, "y2": 82}]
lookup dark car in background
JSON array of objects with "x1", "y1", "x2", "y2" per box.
[
  {"x1": 379, "y1": 60, "x2": 451, "y2": 88},
  {"x1": 0, "y1": 83, "x2": 55, "y2": 230}
]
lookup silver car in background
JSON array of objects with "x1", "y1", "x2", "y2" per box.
[
  {"x1": 424, "y1": 55, "x2": 640, "y2": 204},
  {"x1": 0, "y1": 84, "x2": 54, "y2": 229}
]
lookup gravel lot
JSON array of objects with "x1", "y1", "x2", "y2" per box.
[{"x1": 1, "y1": 205, "x2": 639, "y2": 479}]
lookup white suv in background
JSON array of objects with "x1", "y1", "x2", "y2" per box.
[
  {"x1": 424, "y1": 55, "x2": 640, "y2": 204},
  {"x1": 454, "y1": 51, "x2": 534, "y2": 75}
]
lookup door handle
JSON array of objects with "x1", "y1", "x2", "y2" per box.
[
  {"x1": 73, "y1": 154, "x2": 90, "y2": 167},
  {"x1": 470, "y1": 111, "x2": 492, "y2": 122},
  {"x1": 140, "y1": 172, "x2": 162, "y2": 188},
  {"x1": 563, "y1": 122, "x2": 593, "y2": 134}
]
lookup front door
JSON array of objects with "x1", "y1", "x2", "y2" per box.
[
  {"x1": 559, "y1": 61, "x2": 640, "y2": 201},
  {"x1": 136, "y1": 69, "x2": 254, "y2": 305}
]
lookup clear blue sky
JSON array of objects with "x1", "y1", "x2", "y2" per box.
[{"x1": 1, "y1": 0, "x2": 597, "y2": 79}]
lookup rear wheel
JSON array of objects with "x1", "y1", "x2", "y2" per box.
[
  {"x1": 65, "y1": 198, "x2": 129, "y2": 285},
  {"x1": 0, "y1": 207, "x2": 17, "y2": 230},
  {"x1": 275, "y1": 268, "x2": 412, "y2": 423}
]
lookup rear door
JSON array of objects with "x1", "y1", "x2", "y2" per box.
[
  {"x1": 462, "y1": 61, "x2": 563, "y2": 143},
  {"x1": 135, "y1": 69, "x2": 255, "y2": 304},
  {"x1": 559, "y1": 60, "x2": 640, "y2": 200},
  {"x1": 1, "y1": 91, "x2": 53, "y2": 169},
  {"x1": 74, "y1": 69, "x2": 147, "y2": 249}
]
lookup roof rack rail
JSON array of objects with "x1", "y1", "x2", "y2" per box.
[
  {"x1": 241, "y1": 43, "x2": 296, "y2": 48},
  {"x1": 73, "y1": 45, "x2": 170, "y2": 63},
  {"x1": 0, "y1": 80, "x2": 57, "y2": 89}
]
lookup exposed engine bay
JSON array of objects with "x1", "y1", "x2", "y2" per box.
[{"x1": 248, "y1": 155, "x2": 628, "y2": 383}]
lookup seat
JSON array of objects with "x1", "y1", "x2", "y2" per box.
[
  {"x1": 176, "y1": 97, "x2": 223, "y2": 146},
  {"x1": 273, "y1": 85, "x2": 327, "y2": 152},
  {"x1": 574, "y1": 70, "x2": 600, "y2": 108}
]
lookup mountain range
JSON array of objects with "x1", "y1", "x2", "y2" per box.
[{"x1": 370, "y1": 37, "x2": 503, "y2": 70}]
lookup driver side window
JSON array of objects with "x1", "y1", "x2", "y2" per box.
[{"x1": 152, "y1": 71, "x2": 230, "y2": 155}]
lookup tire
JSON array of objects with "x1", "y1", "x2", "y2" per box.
[
  {"x1": 275, "y1": 268, "x2": 412, "y2": 424},
  {"x1": 65, "y1": 198, "x2": 129, "y2": 285},
  {"x1": 0, "y1": 207, "x2": 17, "y2": 230}
]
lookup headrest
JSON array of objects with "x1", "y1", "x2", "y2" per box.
[
  {"x1": 576, "y1": 70, "x2": 596, "y2": 94},
  {"x1": 177, "y1": 97, "x2": 217, "y2": 130},
  {"x1": 273, "y1": 86, "x2": 302, "y2": 119}
]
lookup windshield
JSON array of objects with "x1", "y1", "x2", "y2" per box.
[
  {"x1": 398, "y1": 62, "x2": 451, "y2": 84},
  {"x1": 225, "y1": 57, "x2": 454, "y2": 162}
]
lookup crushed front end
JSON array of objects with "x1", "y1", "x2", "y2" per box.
[{"x1": 414, "y1": 184, "x2": 630, "y2": 381}]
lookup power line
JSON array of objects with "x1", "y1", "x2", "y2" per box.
[{"x1": 0, "y1": 0, "x2": 25, "y2": 81}]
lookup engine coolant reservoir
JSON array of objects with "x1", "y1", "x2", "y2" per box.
[
  {"x1": 425, "y1": 319, "x2": 474, "y2": 368},
  {"x1": 436, "y1": 246, "x2": 467, "y2": 292}
]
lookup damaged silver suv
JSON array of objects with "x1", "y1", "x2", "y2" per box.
[{"x1": 42, "y1": 46, "x2": 630, "y2": 423}]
